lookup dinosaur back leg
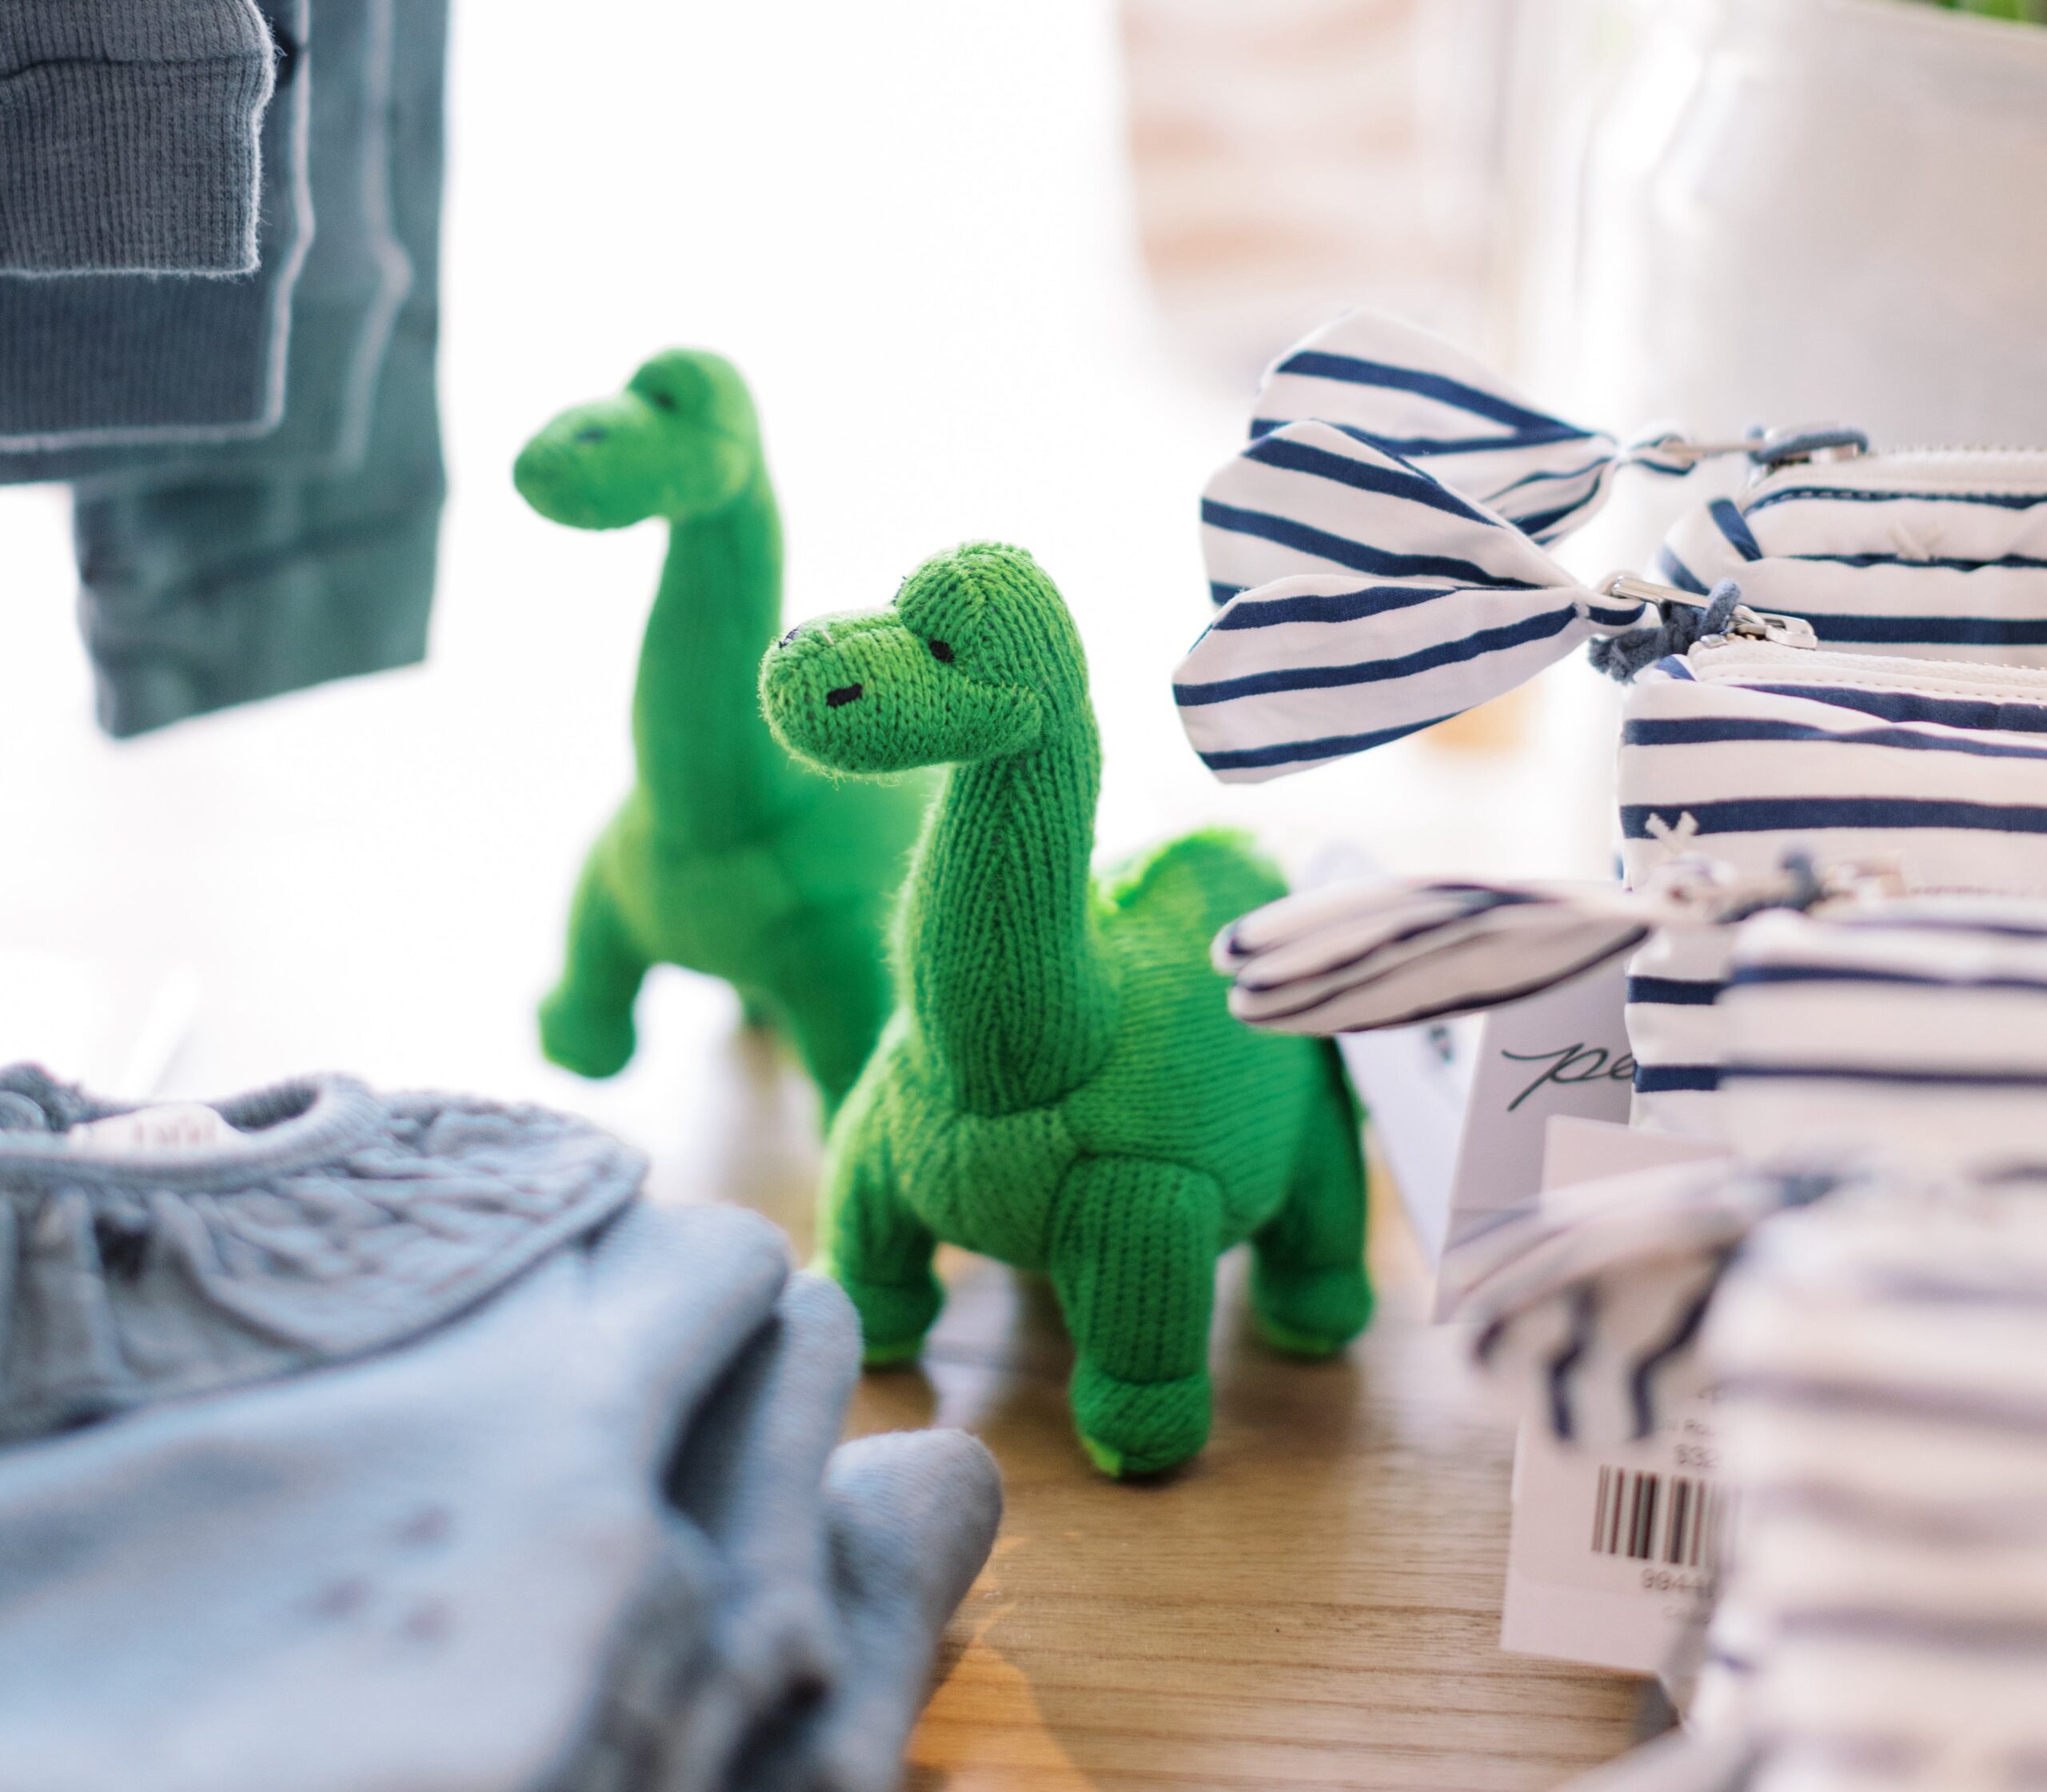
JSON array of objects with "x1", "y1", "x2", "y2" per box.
[
  {"x1": 758, "y1": 909, "x2": 895, "y2": 1121},
  {"x1": 538, "y1": 849, "x2": 650, "y2": 1080},
  {"x1": 1249, "y1": 1044, "x2": 1373, "y2": 1357},
  {"x1": 1051, "y1": 1155, "x2": 1221, "y2": 1478},
  {"x1": 816, "y1": 1072, "x2": 943, "y2": 1367}
]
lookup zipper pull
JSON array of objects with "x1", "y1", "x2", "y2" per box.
[
  {"x1": 1747, "y1": 425, "x2": 1869, "y2": 469},
  {"x1": 1717, "y1": 605, "x2": 1818, "y2": 649},
  {"x1": 1592, "y1": 574, "x2": 1817, "y2": 646},
  {"x1": 1595, "y1": 571, "x2": 1699, "y2": 609},
  {"x1": 1643, "y1": 424, "x2": 1869, "y2": 471}
]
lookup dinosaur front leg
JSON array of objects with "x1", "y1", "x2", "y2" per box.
[
  {"x1": 538, "y1": 852, "x2": 648, "y2": 1080},
  {"x1": 1251, "y1": 1051, "x2": 1373, "y2": 1357},
  {"x1": 816, "y1": 1081, "x2": 942, "y2": 1366},
  {"x1": 1051, "y1": 1155, "x2": 1221, "y2": 1478}
]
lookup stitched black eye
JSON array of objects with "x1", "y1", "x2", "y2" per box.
[
  {"x1": 928, "y1": 639, "x2": 954, "y2": 663},
  {"x1": 646, "y1": 389, "x2": 676, "y2": 412}
]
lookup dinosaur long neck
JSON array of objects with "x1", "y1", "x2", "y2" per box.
[
  {"x1": 900, "y1": 711, "x2": 1117, "y2": 1116},
  {"x1": 634, "y1": 465, "x2": 803, "y2": 844}
]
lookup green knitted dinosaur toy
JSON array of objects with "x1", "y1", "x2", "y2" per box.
[
  {"x1": 759, "y1": 542, "x2": 1371, "y2": 1476},
  {"x1": 513, "y1": 350, "x2": 931, "y2": 1114}
]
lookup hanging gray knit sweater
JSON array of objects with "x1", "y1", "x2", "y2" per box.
[{"x1": 0, "y1": 1, "x2": 277, "y2": 275}]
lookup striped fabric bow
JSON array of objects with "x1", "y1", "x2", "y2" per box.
[
  {"x1": 1214, "y1": 859, "x2": 1842, "y2": 1037},
  {"x1": 1213, "y1": 875, "x2": 1657, "y2": 1033},
  {"x1": 1211, "y1": 310, "x2": 1702, "y2": 586},
  {"x1": 1446, "y1": 1156, "x2": 1838, "y2": 1447},
  {"x1": 1183, "y1": 308, "x2": 1880, "y2": 784},
  {"x1": 1176, "y1": 467, "x2": 1662, "y2": 780}
]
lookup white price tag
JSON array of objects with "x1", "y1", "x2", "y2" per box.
[
  {"x1": 69, "y1": 1104, "x2": 235, "y2": 1155},
  {"x1": 1497, "y1": 1117, "x2": 1735, "y2": 1678},
  {"x1": 1436, "y1": 958, "x2": 1638, "y2": 1315},
  {"x1": 1500, "y1": 1398, "x2": 1728, "y2": 1675}
]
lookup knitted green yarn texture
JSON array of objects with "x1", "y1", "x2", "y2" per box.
[
  {"x1": 760, "y1": 542, "x2": 1372, "y2": 1476},
  {"x1": 513, "y1": 350, "x2": 932, "y2": 1116}
]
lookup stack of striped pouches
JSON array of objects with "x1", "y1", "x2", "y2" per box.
[{"x1": 1183, "y1": 314, "x2": 2047, "y2": 1786}]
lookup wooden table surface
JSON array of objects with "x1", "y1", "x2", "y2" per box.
[{"x1": 723, "y1": 1036, "x2": 1642, "y2": 1792}]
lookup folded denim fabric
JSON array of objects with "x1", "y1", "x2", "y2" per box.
[
  {"x1": 0, "y1": 1199, "x2": 797, "y2": 1792},
  {"x1": 71, "y1": 0, "x2": 446, "y2": 736},
  {"x1": 563, "y1": 1323, "x2": 1000, "y2": 1792},
  {"x1": 729, "y1": 1428, "x2": 1004, "y2": 1792},
  {"x1": 0, "y1": 1064, "x2": 644, "y2": 1443},
  {"x1": 0, "y1": 0, "x2": 307, "y2": 450},
  {"x1": 658, "y1": 1272, "x2": 862, "y2": 1792},
  {"x1": 0, "y1": 0, "x2": 275, "y2": 276},
  {"x1": 19, "y1": 0, "x2": 409, "y2": 485}
]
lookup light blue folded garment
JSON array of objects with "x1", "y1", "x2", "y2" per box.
[
  {"x1": 0, "y1": 1183, "x2": 1002, "y2": 1792},
  {"x1": 0, "y1": 1199, "x2": 795, "y2": 1792},
  {"x1": 0, "y1": 1064, "x2": 646, "y2": 1440}
]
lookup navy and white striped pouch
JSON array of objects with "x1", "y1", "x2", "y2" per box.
[
  {"x1": 1619, "y1": 638, "x2": 2047, "y2": 1134},
  {"x1": 1721, "y1": 899, "x2": 2047, "y2": 1173},
  {"x1": 1417, "y1": 876, "x2": 2047, "y2": 1447},
  {"x1": 1686, "y1": 1177, "x2": 2047, "y2": 1792},
  {"x1": 1551, "y1": 1171, "x2": 2047, "y2": 1792},
  {"x1": 1183, "y1": 307, "x2": 2047, "y2": 782}
]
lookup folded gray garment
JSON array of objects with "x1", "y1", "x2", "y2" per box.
[
  {"x1": 0, "y1": 1064, "x2": 645, "y2": 1442},
  {"x1": 0, "y1": 1199, "x2": 799, "y2": 1792},
  {"x1": 0, "y1": 0, "x2": 276, "y2": 276},
  {"x1": 728, "y1": 1430, "x2": 1004, "y2": 1792},
  {"x1": 661, "y1": 1273, "x2": 863, "y2": 1792},
  {"x1": 18, "y1": 0, "x2": 410, "y2": 485},
  {"x1": 0, "y1": 0, "x2": 308, "y2": 450},
  {"x1": 71, "y1": 0, "x2": 447, "y2": 736},
  {"x1": 562, "y1": 1275, "x2": 1000, "y2": 1792}
]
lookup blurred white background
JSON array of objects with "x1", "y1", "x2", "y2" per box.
[{"x1": 0, "y1": 1, "x2": 1662, "y2": 1185}]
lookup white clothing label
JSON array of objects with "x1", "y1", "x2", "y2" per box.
[
  {"x1": 1499, "y1": 1403, "x2": 1728, "y2": 1675},
  {"x1": 70, "y1": 1103, "x2": 236, "y2": 1155},
  {"x1": 1438, "y1": 956, "x2": 1636, "y2": 1316},
  {"x1": 1343, "y1": 959, "x2": 1635, "y2": 1298},
  {"x1": 1498, "y1": 1116, "x2": 1735, "y2": 1676}
]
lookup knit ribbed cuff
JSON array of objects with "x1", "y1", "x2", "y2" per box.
[{"x1": 0, "y1": 2, "x2": 277, "y2": 275}]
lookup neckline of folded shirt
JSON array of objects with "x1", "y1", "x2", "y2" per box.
[{"x1": 0, "y1": 1069, "x2": 386, "y2": 1188}]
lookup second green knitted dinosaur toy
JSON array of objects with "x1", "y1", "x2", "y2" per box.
[
  {"x1": 513, "y1": 350, "x2": 931, "y2": 1113},
  {"x1": 760, "y1": 542, "x2": 1372, "y2": 1476}
]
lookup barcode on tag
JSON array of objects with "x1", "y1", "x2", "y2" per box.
[{"x1": 1590, "y1": 1466, "x2": 1724, "y2": 1569}]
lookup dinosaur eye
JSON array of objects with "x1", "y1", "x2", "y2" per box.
[
  {"x1": 928, "y1": 639, "x2": 954, "y2": 663},
  {"x1": 645, "y1": 389, "x2": 676, "y2": 412}
]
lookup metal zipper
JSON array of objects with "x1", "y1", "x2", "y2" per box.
[{"x1": 1593, "y1": 573, "x2": 1820, "y2": 652}]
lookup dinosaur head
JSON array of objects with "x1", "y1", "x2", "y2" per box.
[
  {"x1": 760, "y1": 543, "x2": 1087, "y2": 776},
  {"x1": 512, "y1": 349, "x2": 760, "y2": 529}
]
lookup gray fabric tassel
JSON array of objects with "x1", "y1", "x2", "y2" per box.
[{"x1": 1588, "y1": 580, "x2": 1744, "y2": 684}]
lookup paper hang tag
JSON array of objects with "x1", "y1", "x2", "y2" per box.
[
  {"x1": 1498, "y1": 1116, "x2": 1736, "y2": 1683},
  {"x1": 69, "y1": 1103, "x2": 236, "y2": 1155},
  {"x1": 1428, "y1": 956, "x2": 1639, "y2": 1313},
  {"x1": 1499, "y1": 1402, "x2": 1728, "y2": 1679}
]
